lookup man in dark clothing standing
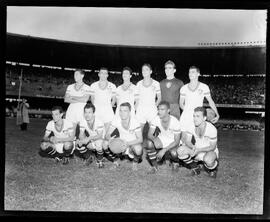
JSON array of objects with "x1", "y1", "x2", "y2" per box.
[{"x1": 160, "y1": 60, "x2": 184, "y2": 120}]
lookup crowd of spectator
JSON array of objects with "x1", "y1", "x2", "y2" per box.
[{"x1": 5, "y1": 64, "x2": 265, "y2": 105}]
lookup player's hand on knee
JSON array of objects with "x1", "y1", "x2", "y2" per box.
[
  {"x1": 49, "y1": 136, "x2": 57, "y2": 144},
  {"x1": 156, "y1": 149, "x2": 166, "y2": 161}
]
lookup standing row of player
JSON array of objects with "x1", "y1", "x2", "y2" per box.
[{"x1": 40, "y1": 60, "x2": 220, "y2": 177}]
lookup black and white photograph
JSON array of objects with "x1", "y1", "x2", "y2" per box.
[{"x1": 4, "y1": 4, "x2": 267, "y2": 216}]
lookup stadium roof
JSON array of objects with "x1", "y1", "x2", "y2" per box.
[{"x1": 6, "y1": 33, "x2": 266, "y2": 75}]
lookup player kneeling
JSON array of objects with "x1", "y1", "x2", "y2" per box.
[
  {"x1": 177, "y1": 106, "x2": 219, "y2": 178},
  {"x1": 40, "y1": 106, "x2": 75, "y2": 164},
  {"x1": 75, "y1": 103, "x2": 105, "y2": 168},
  {"x1": 103, "y1": 102, "x2": 143, "y2": 171},
  {"x1": 145, "y1": 101, "x2": 181, "y2": 174}
]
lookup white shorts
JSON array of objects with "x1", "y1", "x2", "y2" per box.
[
  {"x1": 158, "y1": 135, "x2": 175, "y2": 148},
  {"x1": 136, "y1": 106, "x2": 157, "y2": 124},
  {"x1": 65, "y1": 103, "x2": 86, "y2": 124},
  {"x1": 87, "y1": 139, "x2": 103, "y2": 150},
  {"x1": 95, "y1": 105, "x2": 115, "y2": 124},
  {"x1": 54, "y1": 143, "x2": 64, "y2": 154},
  {"x1": 179, "y1": 109, "x2": 194, "y2": 132},
  {"x1": 194, "y1": 147, "x2": 219, "y2": 161}
]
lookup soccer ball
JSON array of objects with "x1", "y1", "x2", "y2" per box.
[{"x1": 109, "y1": 138, "x2": 126, "y2": 154}]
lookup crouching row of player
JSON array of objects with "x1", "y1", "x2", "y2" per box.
[{"x1": 40, "y1": 101, "x2": 219, "y2": 178}]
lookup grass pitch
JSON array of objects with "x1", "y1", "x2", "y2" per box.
[{"x1": 5, "y1": 117, "x2": 264, "y2": 214}]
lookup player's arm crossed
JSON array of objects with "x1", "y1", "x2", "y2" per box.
[{"x1": 64, "y1": 92, "x2": 90, "y2": 104}]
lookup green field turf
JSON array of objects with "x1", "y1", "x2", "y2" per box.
[{"x1": 5, "y1": 117, "x2": 264, "y2": 214}]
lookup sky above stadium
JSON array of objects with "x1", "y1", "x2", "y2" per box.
[{"x1": 7, "y1": 7, "x2": 267, "y2": 47}]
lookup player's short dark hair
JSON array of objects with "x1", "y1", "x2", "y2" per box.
[
  {"x1": 158, "y1": 101, "x2": 170, "y2": 109},
  {"x1": 120, "y1": 102, "x2": 131, "y2": 111},
  {"x1": 122, "y1": 66, "x2": 132, "y2": 75},
  {"x1": 52, "y1": 106, "x2": 63, "y2": 113},
  {"x1": 84, "y1": 102, "x2": 96, "y2": 113},
  {"x1": 165, "y1": 60, "x2": 176, "y2": 68},
  {"x1": 100, "y1": 67, "x2": 109, "y2": 72},
  {"x1": 142, "y1": 63, "x2": 152, "y2": 70},
  {"x1": 194, "y1": 106, "x2": 207, "y2": 117},
  {"x1": 189, "y1": 66, "x2": 200, "y2": 73},
  {"x1": 75, "y1": 69, "x2": 85, "y2": 75}
]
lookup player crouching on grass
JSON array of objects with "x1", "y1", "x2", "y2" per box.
[
  {"x1": 177, "y1": 106, "x2": 219, "y2": 178},
  {"x1": 75, "y1": 103, "x2": 105, "y2": 168},
  {"x1": 40, "y1": 106, "x2": 75, "y2": 165},
  {"x1": 103, "y1": 102, "x2": 143, "y2": 171},
  {"x1": 145, "y1": 101, "x2": 181, "y2": 174}
]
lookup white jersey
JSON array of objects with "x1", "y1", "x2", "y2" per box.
[
  {"x1": 46, "y1": 119, "x2": 74, "y2": 139},
  {"x1": 115, "y1": 83, "x2": 138, "y2": 116},
  {"x1": 111, "y1": 116, "x2": 141, "y2": 142},
  {"x1": 179, "y1": 82, "x2": 210, "y2": 131},
  {"x1": 185, "y1": 121, "x2": 217, "y2": 150},
  {"x1": 65, "y1": 83, "x2": 91, "y2": 124},
  {"x1": 136, "y1": 79, "x2": 160, "y2": 108},
  {"x1": 65, "y1": 83, "x2": 91, "y2": 105},
  {"x1": 90, "y1": 81, "x2": 116, "y2": 108},
  {"x1": 89, "y1": 81, "x2": 116, "y2": 123},
  {"x1": 149, "y1": 115, "x2": 181, "y2": 147},
  {"x1": 180, "y1": 82, "x2": 210, "y2": 112},
  {"x1": 79, "y1": 116, "x2": 104, "y2": 137}
]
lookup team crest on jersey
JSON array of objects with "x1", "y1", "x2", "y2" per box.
[
  {"x1": 107, "y1": 85, "x2": 112, "y2": 93},
  {"x1": 166, "y1": 82, "x2": 172, "y2": 88}
]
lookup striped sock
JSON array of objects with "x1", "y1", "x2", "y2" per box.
[
  {"x1": 96, "y1": 150, "x2": 104, "y2": 163},
  {"x1": 147, "y1": 150, "x2": 158, "y2": 167},
  {"x1": 204, "y1": 160, "x2": 218, "y2": 170},
  {"x1": 104, "y1": 149, "x2": 117, "y2": 161}
]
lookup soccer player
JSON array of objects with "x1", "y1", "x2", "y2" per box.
[
  {"x1": 76, "y1": 103, "x2": 105, "y2": 168},
  {"x1": 145, "y1": 101, "x2": 181, "y2": 174},
  {"x1": 160, "y1": 60, "x2": 184, "y2": 120},
  {"x1": 103, "y1": 102, "x2": 143, "y2": 171},
  {"x1": 40, "y1": 106, "x2": 75, "y2": 164},
  {"x1": 136, "y1": 63, "x2": 161, "y2": 140},
  {"x1": 115, "y1": 67, "x2": 138, "y2": 117},
  {"x1": 89, "y1": 67, "x2": 116, "y2": 131},
  {"x1": 179, "y1": 66, "x2": 219, "y2": 132},
  {"x1": 177, "y1": 106, "x2": 219, "y2": 178},
  {"x1": 64, "y1": 69, "x2": 91, "y2": 133}
]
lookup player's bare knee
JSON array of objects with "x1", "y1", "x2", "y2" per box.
[
  {"x1": 95, "y1": 145, "x2": 103, "y2": 152},
  {"x1": 132, "y1": 144, "x2": 143, "y2": 156},
  {"x1": 170, "y1": 148, "x2": 178, "y2": 159},
  {"x1": 63, "y1": 142, "x2": 73, "y2": 152},
  {"x1": 145, "y1": 139, "x2": 155, "y2": 150},
  {"x1": 102, "y1": 140, "x2": 109, "y2": 149},
  {"x1": 40, "y1": 142, "x2": 48, "y2": 151},
  {"x1": 203, "y1": 151, "x2": 217, "y2": 166},
  {"x1": 177, "y1": 146, "x2": 189, "y2": 160},
  {"x1": 86, "y1": 143, "x2": 94, "y2": 150}
]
